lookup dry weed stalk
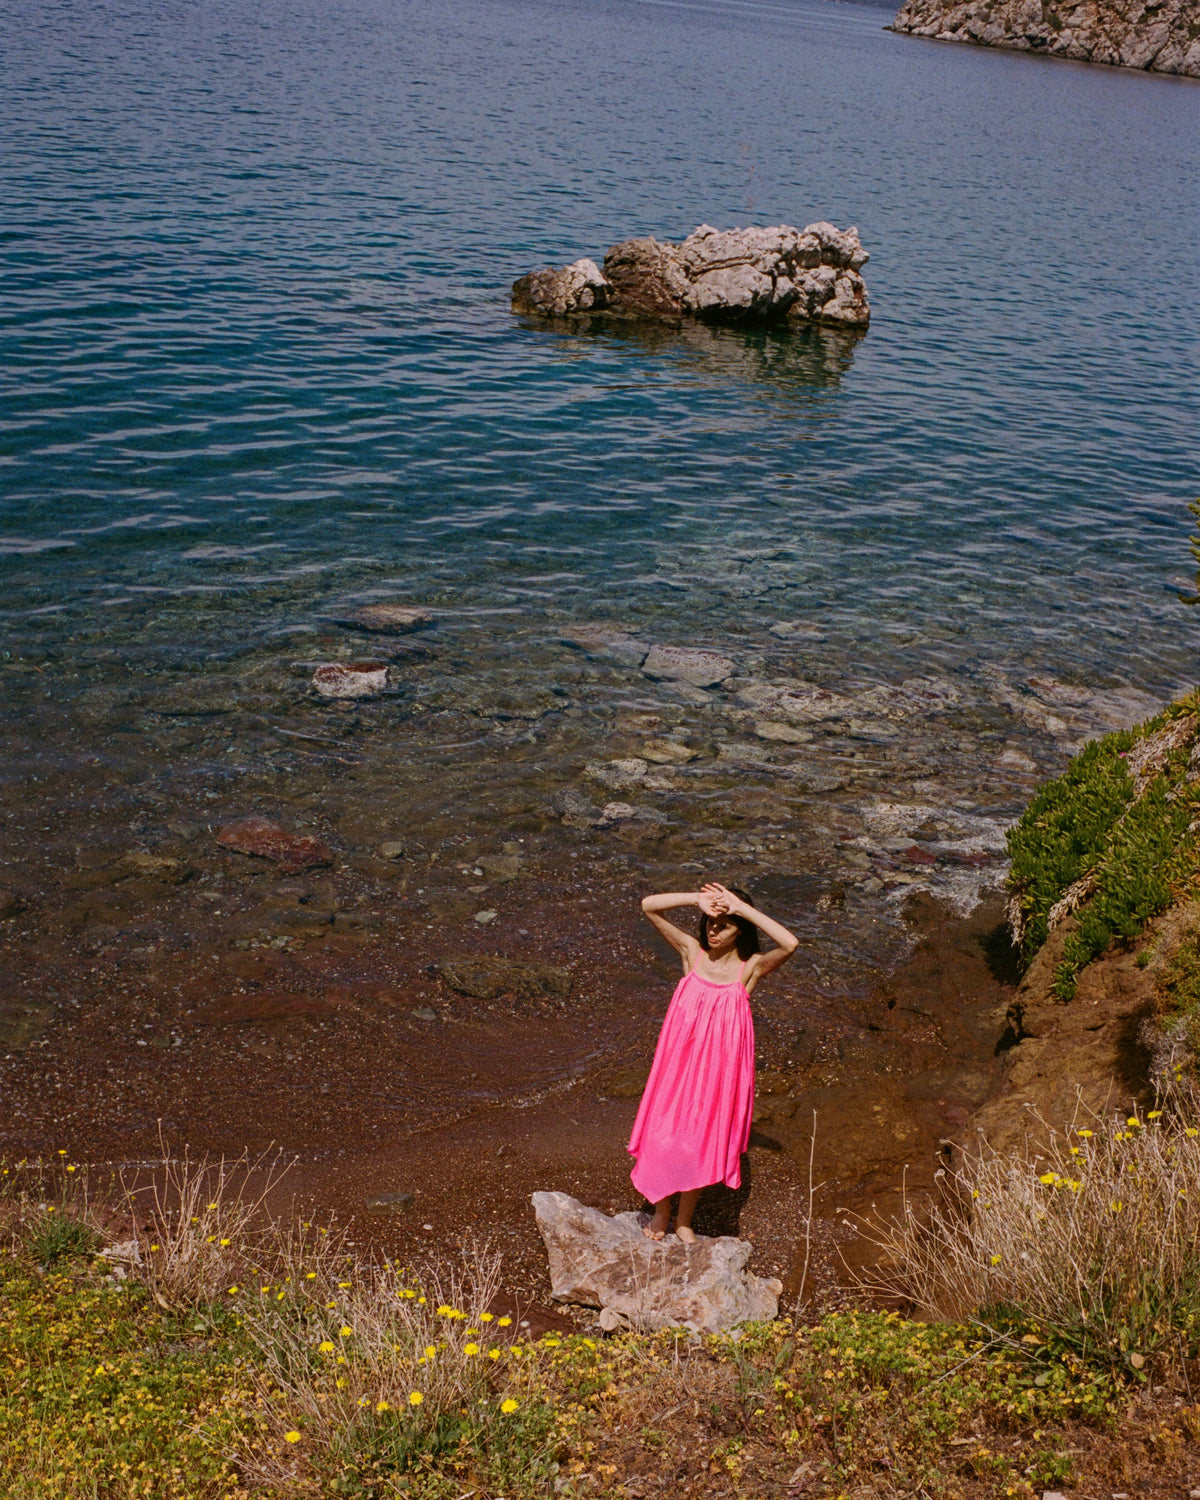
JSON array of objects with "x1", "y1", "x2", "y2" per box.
[
  {"x1": 120, "y1": 1132, "x2": 293, "y2": 1311},
  {"x1": 857, "y1": 1104, "x2": 1200, "y2": 1366}
]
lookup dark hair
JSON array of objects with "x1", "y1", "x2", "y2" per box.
[{"x1": 697, "y1": 885, "x2": 761, "y2": 959}]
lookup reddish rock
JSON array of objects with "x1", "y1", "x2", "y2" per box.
[
  {"x1": 901, "y1": 844, "x2": 938, "y2": 865},
  {"x1": 215, "y1": 816, "x2": 333, "y2": 874}
]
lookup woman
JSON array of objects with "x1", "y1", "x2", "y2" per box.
[{"x1": 628, "y1": 881, "x2": 798, "y2": 1242}]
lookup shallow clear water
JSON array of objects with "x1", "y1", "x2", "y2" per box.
[{"x1": 2, "y1": 0, "x2": 1199, "y2": 955}]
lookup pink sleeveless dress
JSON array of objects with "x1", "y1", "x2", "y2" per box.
[{"x1": 627, "y1": 959, "x2": 755, "y2": 1204}]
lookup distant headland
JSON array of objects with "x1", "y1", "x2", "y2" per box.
[{"x1": 892, "y1": 0, "x2": 1200, "y2": 77}]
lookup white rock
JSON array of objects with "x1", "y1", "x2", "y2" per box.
[
  {"x1": 101, "y1": 1239, "x2": 142, "y2": 1264},
  {"x1": 531, "y1": 1191, "x2": 782, "y2": 1334}
]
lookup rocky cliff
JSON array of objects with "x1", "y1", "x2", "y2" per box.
[{"x1": 892, "y1": 0, "x2": 1200, "y2": 76}]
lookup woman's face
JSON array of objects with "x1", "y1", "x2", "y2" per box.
[{"x1": 706, "y1": 912, "x2": 739, "y2": 951}]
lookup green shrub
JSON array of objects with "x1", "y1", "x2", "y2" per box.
[{"x1": 23, "y1": 1209, "x2": 99, "y2": 1268}]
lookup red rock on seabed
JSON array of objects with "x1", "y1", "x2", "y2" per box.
[{"x1": 215, "y1": 816, "x2": 334, "y2": 874}]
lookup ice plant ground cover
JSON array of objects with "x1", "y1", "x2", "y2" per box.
[
  {"x1": 1005, "y1": 688, "x2": 1200, "y2": 1002},
  {"x1": 3, "y1": 1152, "x2": 1200, "y2": 1496}
]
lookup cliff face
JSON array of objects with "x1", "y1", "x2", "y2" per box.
[{"x1": 892, "y1": 0, "x2": 1200, "y2": 77}]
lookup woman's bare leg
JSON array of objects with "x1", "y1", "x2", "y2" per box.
[
  {"x1": 674, "y1": 1188, "x2": 701, "y2": 1243},
  {"x1": 643, "y1": 1197, "x2": 672, "y2": 1240}
]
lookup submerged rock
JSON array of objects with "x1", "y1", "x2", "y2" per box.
[
  {"x1": 312, "y1": 662, "x2": 389, "y2": 699},
  {"x1": 0, "y1": 998, "x2": 54, "y2": 1049},
  {"x1": 215, "y1": 816, "x2": 334, "y2": 874},
  {"x1": 642, "y1": 645, "x2": 734, "y2": 688},
  {"x1": 513, "y1": 222, "x2": 870, "y2": 329},
  {"x1": 340, "y1": 603, "x2": 434, "y2": 634},
  {"x1": 437, "y1": 955, "x2": 573, "y2": 1001},
  {"x1": 560, "y1": 626, "x2": 649, "y2": 669},
  {"x1": 531, "y1": 1191, "x2": 782, "y2": 1333}
]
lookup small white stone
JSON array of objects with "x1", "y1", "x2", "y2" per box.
[{"x1": 474, "y1": 910, "x2": 497, "y2": 925}]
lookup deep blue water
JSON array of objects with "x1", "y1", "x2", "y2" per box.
[{"x1": 1, "y1": 0, "x2": 1198, "y2": 904}]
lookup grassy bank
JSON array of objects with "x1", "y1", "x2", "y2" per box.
[
  {"x1": 5, "y1": 1131, "x2": 1200, "y2": 1500},
  {"x1": 1005, "y1": 687, "x2": 1200, "y2": 1003}
]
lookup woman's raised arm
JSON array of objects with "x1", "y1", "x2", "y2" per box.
[
  {"x1": 641, "y1": 891, "x2": 704, "y2": 968},
  {"x1": 702, "y1": 882, "x2": 799, "y2": 982}
]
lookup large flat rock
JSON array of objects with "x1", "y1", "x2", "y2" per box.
[{"x1": 531, "y1": 1190, "x2": 782, "y2": 1333}]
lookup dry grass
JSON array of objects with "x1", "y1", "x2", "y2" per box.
[
  {"x1": 236, "y1": 1246, "x2": 560, "y2": 1496},
  {"x1": 859, "y1": 1104, "x2": 1200, "y2": 1374},
  {"x1": 115, "y1": 1133, "x2": 297, "y2": 1312}
]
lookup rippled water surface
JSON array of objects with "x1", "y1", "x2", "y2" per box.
[{"x1": 2, "y1": 0, "x2": 1199, "y2": 969}]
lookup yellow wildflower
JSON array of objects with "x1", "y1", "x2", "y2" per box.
[
  {"x1": 500, "y1": 1398, "x2": 519, "y2": 1414},
  {"x1": 409, "y1": 1391, "x2": 424, "y2": 1407},
  {"x1": 284, "y1": 1431, "x2": 301, "y2": 1444}
]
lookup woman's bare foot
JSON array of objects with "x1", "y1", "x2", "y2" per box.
[
  {"x1": 675, "y1": 1224, "x2": 697, "y2": 1245},
  {"x1": 643, "y1": 1205, "x2": 671, "y2": 1240}
]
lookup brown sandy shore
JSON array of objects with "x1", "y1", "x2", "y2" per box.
[{"x1": 0, "y1": 822, "x2": 1030, "y2": 1327}]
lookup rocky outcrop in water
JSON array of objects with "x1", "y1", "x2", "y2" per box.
[
  {"x1": 892, "y1": 0, "x2": 1200, "y2": 76},
  {"x1": 512, "y1": 223, "x2": 870, "y2": 329},
  {"x1": 531, "y1": 1191, "x2": 782, "y2": 1333}
]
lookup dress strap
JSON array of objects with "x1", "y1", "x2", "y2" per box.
[{"x1": 736, "y1": 958, "x2": 749, "y2": 988}]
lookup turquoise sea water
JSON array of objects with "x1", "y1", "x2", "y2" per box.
[{"x1": 1, "y1": 0, "x2": 1198, "y2": 953}]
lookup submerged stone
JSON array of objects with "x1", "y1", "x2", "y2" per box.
[
  {"x1": 312, "y1": 661, "x2": 389, "y2": 698},
  {"x1": 641, "y1": 645, "x2": 734, "y2": 687},
  {"x1": 215, "y1": 816, "x2": 334, "y2": 874},
  {"x1": 437, "y1": 955, "x2": 573, "y2": 1001},
  {"x1": 341, "y1": 603, "x2": 434, "y2": 633}
]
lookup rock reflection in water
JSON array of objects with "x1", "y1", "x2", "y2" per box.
[{"x1": 524, "y1": 317, "x2": 864, "y2": 402}]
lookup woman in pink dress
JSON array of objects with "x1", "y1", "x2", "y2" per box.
[{"x1": 628, "y1": 881, "x2": 799, "y2": 1242}]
